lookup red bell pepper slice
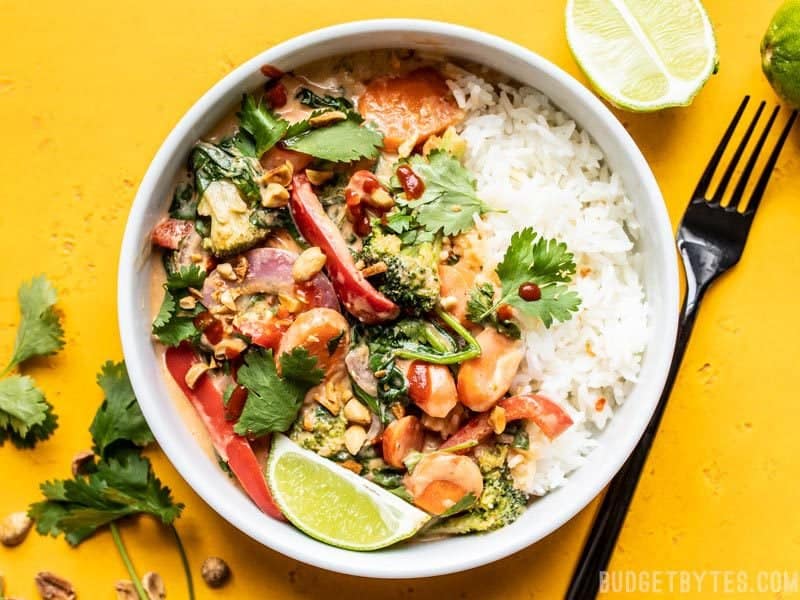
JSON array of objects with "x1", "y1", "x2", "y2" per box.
[
  {"x1": 441, "y1": 393, "x2": 574, "y2": 451},
  {"x1": 165, "y1": 344, "x2": 283, "y2": 520},
  {"x1": 289, "y1": 172, "x2": 400, "y2": 324}
]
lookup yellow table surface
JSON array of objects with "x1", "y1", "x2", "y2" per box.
[{"x1": 2, "y1": 1, "x2": 799, "y2": 598}]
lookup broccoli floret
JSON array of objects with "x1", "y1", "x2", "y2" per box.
[
  {"x1": 430, "y1": 464, "x2": 528, "y2": 535},
  {"x1": 289, "y1": 405, "x2": 347, "y2": 457},
  {"x1": 474, "y1": 444, "x2": 509, "y2": 473},
  {"x1": 357, "y1": 228, "x2": 440, "y2": 315},
  {"x1": 196, "y1": 180, "x2": 268, "y2": 257}
]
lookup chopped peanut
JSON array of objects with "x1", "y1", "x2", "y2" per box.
[{"x1": 292, "y1": 247, "x2": 327, "y2": 282}]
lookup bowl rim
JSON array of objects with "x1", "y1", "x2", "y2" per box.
[{"x1": 118, "y1": 18, "x2": 679, "y2": 578}]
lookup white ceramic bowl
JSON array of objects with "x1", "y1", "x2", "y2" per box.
[{"x1": 118, "y1": 19, "x2": 679, "y2": 579}]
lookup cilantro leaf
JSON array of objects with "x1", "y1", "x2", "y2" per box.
[
  {"x1": 1, "y1": 401, "x2": 58, "y2": 449},
  {"x1": 152, "y1": 290, "x2": 175, "y2": 329},
  {"x1": 29, "y1": 449, "x2": 183, "y2": 546},
  {"x1": 0, "y1": 375, "x2": 57, "y2": 448},
  {"x1": 235, "y1": 94, "x2": 288, "y2": 158},
  {"x1": 295, "y1": 87, "x2": 353, "y2": 112},
  {"x1": 89, "y1": 361, "x2": 154, "y2": 457},
  {"x1": 165, "y1": 265, "x2": 206, "y2": 290},
  {"x1": 152, "y1": 288, "x2": 201, "y2": 347},
  {"x1": 278, "y1": 347, "x2": 325, "y2": 386},
  {"x1": 466, "y1": 283, "x2": 521, "y2": 339},
  {"x1": 283, "y1": 112, "x2": 383, "y2": 163},
  {"x1": 234, "y1": 348, "x2": 324, "y2": 437},
  {"x1": 3, "y1": 276, "x2": 65, "y2": 375},
  {"x1": 402, "y1": 151, "x2": 490, "y2": 237},
  {"x1": 477, "y1": 227, "x2": 580, "y2": 329}
]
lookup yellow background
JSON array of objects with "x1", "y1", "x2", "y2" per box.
[{"x1": 1, "y1": 1, "x2": 799, "y2": 598}]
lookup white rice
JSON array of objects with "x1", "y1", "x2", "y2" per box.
[{"x1": 449, "y1": 71, "x2": 649, "y2": 496}]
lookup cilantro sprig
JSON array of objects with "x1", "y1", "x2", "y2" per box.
[
  {"x1": 234, "y1": 94, "x2": 288, "y2": 158},
  {"x1": 0, "y1": 375, "x2": 57, "y2": 448},
  {"x1": 29, "y1": 361, "x2": 194, "y2": 600},
  {"x1": 468, "y1": 227, "x2": 581, "y2": 331},
  {"x1": 234, "y1": 348, "x2": 324, "y2": 437},
  {"x1": 0, "y1": 276, "x2": 64, "y2": 448},
  {"x1": 3, "y1": 276, "x2": 64, "y2": 375},
  {"x1": 282, "y1": 110, "x2": 384, "y2": 163},
  {"x1": 89, "y1": 361, "x2": 155, "y2": 457},
  {"x1": 152, "y1": 266, "x2": 205, "y2": 347},
  {"x1": 388, "y1": 151, "x2": 490, "y2": 241}
]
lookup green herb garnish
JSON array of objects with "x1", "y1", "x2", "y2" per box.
[
  {"x1": 469, "y1": 227, "x2": 581, "y2": 330},
  {"x1": 234, "y1": 348, "x2": 324, "y2": 437}
]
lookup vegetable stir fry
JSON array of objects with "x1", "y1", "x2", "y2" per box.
[{"x1": 149, "y1": 53, "x2": 581, "y2": 545}]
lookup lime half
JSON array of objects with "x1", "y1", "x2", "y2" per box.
[
  {"x1": 566, "y1": 0, "x2": 718, "y2": 111},
  {"x1": 267, "y1": 434, "x2": 430, "y2": 551}
]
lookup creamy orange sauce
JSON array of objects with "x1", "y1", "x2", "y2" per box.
[{"x1": 150, "y1": 49, "x2": 499, "y2": 460}]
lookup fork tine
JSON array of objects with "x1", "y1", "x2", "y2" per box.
[
  {"x1": 743, "y1": 109, "x2": 798, "y2": 216},
  {"x1": 711, "y1": 102, "x2": 765, "y2": 203},
  {"x1": 692, "y1": 96, "x2": 750, "y2": 199},
  {"x1": 729, "y1": 105, "x2": 780, "y2": 211}
]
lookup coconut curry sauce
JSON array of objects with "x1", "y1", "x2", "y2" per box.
[{"x1": 148, "y1": 50, "x2": 574, "y2": 544}]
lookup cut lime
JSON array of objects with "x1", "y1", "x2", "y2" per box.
[
  {"x1": 566, "y1": 0, "x2": 718, "y2": 111},
  {"x1": 266, "y1": 434, "x2": 430, "y2": 551}
]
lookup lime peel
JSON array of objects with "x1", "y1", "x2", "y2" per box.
[
  {"x1": 266, "y1": 434, "x2": 430, "y2": 551},
  {"x1": 762, "y1": 0, "x2": 800, "y2": 108},
  {"x1": 566, "y1": 0, "x2": 718, "y2": 111}
]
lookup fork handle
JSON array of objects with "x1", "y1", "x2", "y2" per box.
[{"x1": 565, "y1": 280, "x2": 702, "y2": 600}]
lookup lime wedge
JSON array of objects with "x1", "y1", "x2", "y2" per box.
[
  {"x1": 266, "y1": 434, "x2": 430, "y2": 550},
  {"x1": 566, "y1": 0, "x2": 718, "y2": 111}
]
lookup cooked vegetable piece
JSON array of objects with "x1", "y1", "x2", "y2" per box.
[
  {"x1": 382, "y1": 416, "x2": 424, "y2": 468},
  {"x1": 200, "y1": 248, "x2": 339, "y2": 315},
  {"x1": 276, "y1": 308, "x2": 349, "y2": 376},
  {"x1": 260, "y1": 147, "x2": 313, "y2": 172},
  {"x1": 359, "y1": 67, "x2": 465, "y2": 153},
  {"x1": 399, "y1": 360, "x2": 458, "y2": 418},
  {"x1": 152, "y1": 219, "x2": 195, "y2": 250},
  {"x1": 457, "y1": 328, "x2": 524, "y2": 412},
  {"x1": 355, "y1": 227, "x2": 440, "y2": 315},
  {"x1": 403, "y1": 453, "x2": 483, "y2": 515},
  {"x1": 441, "y1": 393, "x2": 573, "y2": 451},
  {"x1": 438, "y1": 264, "x2": 476, "y2": 325},
  {"x1": 164, "y1": 345, "x2": 283, "y2": 519},
  {"x1": 290, "y1": 404, "x2": 348, "y2": 457},
  {"x1": 430, "y1": 463, "x2": 526, "y2": 534},
  {"x1": 197, "y1": 180, "x2": 270, "y2": 257},
  {"x1": 289, "y1": 173, "x2": 400, "y2": 324},
  {"x1": 191, "y1": 141, "x2": 261, "y2": 203},
  {"x1": 295, "y1": 87, "x2": 353, "y2": 112}
]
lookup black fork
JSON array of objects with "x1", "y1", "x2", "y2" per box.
[{"x1": 566, "y1": 97, "x2": 798, "y2": 600}]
